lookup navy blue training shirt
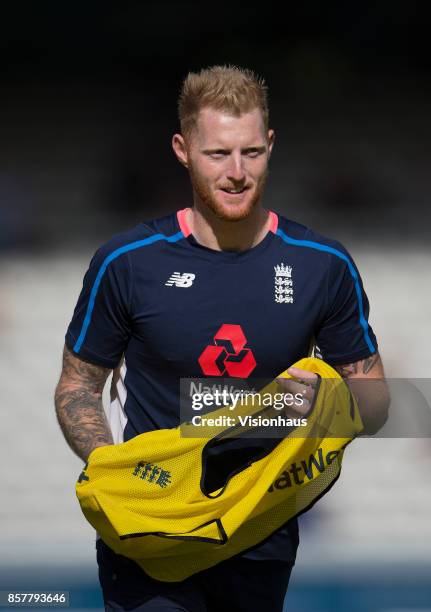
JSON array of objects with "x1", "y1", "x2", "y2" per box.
[{"x1": 66, "y1": 208, "x2": 378, "y2": 563}]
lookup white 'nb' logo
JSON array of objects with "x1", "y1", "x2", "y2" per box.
[{"x1": 165, "y1": 272, "x2": 196, "y2": 288}]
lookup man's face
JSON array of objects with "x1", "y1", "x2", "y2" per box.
[{"x1": 177, "y1": 107, "x2": 274, "y2": 222}]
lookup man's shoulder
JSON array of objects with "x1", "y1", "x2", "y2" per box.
[
  {"x1": 94, "y1": 211, "x2": 180, "y2": 259},
  {"x1": 275, "y1": 214, "x2": 350, "y2": 258}
]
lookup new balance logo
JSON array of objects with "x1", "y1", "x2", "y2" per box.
[{"x1": 165, "y1": 272, "x2": 195, "y2": 288}]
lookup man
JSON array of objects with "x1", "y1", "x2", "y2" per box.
[{"x1": 55, "y1": 65, "x2": 389, "y2": 611}]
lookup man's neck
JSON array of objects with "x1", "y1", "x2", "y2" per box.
[{"x1": 186, "y1": 205, "x2": 271, "y2": 252}]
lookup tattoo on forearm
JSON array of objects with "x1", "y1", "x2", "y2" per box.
[
  {"x1": 334, "y1": 353, "x2": 380, "y2": 378},
  {"x1": 332, "y1": 352, "x2": 389, "y2": 435},
  {"x1": 55, "y1": 346, "x2": 113, "y2": 462},
  {"x1": 335, "y1": 362, "x2": 358, "y2": 377},
  {"x1": 362, "y1": 354, "x2": 379, "y2": 374}
]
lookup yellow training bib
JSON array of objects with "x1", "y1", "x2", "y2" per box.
[{"x1": 76, "y1": 357, "x2": 362, "y2": 581}]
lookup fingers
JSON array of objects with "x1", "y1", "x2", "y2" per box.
[
  {"x1": 275, "y1": 380, "x2": 312, "y2": 415},
  {"x1": 276, "y1": 370, "x2": 317, "y2": 396},
  {"x1": 276, "y1": 378, "x2": 311, "y2": 399},
  {"x1": 286, "y1": 367, "x2": 318, "y2": 386},
  {"x1": 276, "y1": 368, "x2": 318, "y2": 416}
]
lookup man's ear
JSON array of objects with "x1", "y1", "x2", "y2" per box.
[
  {"x1": 267, "y1": 129, "x2": 275, "y2": 159},
  {"x1": 172, "y1": 134, "x2": 189, "y2": 168}
]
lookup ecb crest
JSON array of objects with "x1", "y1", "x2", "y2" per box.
[{"x1": 274, "y1": 263, "x2": 294, "y2": 304}]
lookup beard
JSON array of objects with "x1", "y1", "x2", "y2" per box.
[{"x1": 188, "y1": 164, "x2": 269, "y2": 222}]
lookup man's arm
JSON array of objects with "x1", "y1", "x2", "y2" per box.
[
  {"x1": 54, "y1": 345, "x2": 114, "y2": 462},
  {"x1": 332, "y1": 352, "x2": 390, "y2": 435},
  {"x1": 278, "y1": 352, "x2": 390, "y2": 435}
]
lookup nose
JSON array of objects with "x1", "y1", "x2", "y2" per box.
[{"x1": 226, "y1": 153, "x2": 246, "y2": 183}]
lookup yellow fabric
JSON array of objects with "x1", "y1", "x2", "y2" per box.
[{"x1": 76, "y1": 358, "x2": 362, "y2": 581}]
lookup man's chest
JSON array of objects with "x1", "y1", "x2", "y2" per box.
[{"x1": 127, "y1": 252, "x2": 328, "y2": 378}]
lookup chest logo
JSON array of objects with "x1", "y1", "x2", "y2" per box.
[
  {"x1": 198, "y1": 323, "x2": 256, "y2": 378},
  {"x1": 165, "y1": 272, "x2": 196, "y2": 288},
  {"x1": 274, "y1": 263, "x2": 294, "y2": 304}
]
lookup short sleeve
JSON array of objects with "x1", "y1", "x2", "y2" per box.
[
  {"x1": 315, "y1": 243, "x2": 378, "y2": 365},
  {"x1": 65, "y1": 244, "x2": 133, "y2": 369}
]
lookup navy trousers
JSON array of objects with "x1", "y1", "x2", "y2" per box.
[{"x1": 96, "y1": 538, "x2": 294, "y2": 611}]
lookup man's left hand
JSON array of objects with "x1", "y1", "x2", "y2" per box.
[{"x1": 276, "y1": 367, "x2": 319, "y2": 417}]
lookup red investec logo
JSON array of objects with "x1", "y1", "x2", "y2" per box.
[{"x1": 198, "y1": 324, "x2": 256, "y2": 378}]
